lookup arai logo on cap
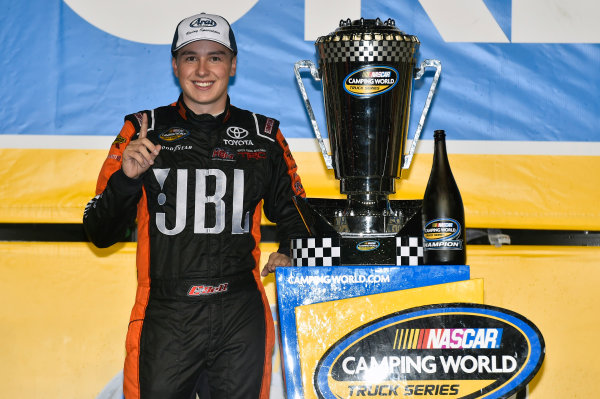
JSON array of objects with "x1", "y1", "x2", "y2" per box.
[
  {"x1": 190, "y1": 17, "x2": 217, "y2": 28},
  {"x1": 344, "y1": 66, "x2": 398, "y2": 97},
  {"x1": 314, "y1": 303, "x2": 545, "y2": 399}
]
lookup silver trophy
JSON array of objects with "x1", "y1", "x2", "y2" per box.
[{"x1": 292, "y1": 18, "x2": 441, "y2": 265}]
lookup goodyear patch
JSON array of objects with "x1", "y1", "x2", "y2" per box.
[
  {"x1": 159, "y1": 127, "x2": 190, "y2": 142},
  {"x1": 344, "y1": 66, "x2": 398, "y2": 97},
  {"x1": 314, "y1": 303, "x2": 544, "y2": 399}
]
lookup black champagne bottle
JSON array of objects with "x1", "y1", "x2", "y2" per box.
[{"x1": 422, "y1": 130, "x2": 466, "y2": 265}]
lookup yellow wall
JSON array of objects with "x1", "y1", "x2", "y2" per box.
[
  {"x1": 1, "y1": 148, "x2": 599, "y2": 229},
  {"x1": 468, "y1": 246, "x2": 600, "y2": 396},
  {"x1": 1, "y1": 144, "x2": 598, "y2": 397},
  {"x1": 0, "y1": 242, "x2": 136, "y2": 398},
  {"x1": 1, "y1": 242, "x2": 598, "y2": 398}
]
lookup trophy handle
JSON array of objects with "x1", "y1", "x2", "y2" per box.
[
  {"x1": 294, "y1": 60, "x2": 334, "y2": 169},
  {"x1": 402, "y1": 59, "x2": 442, "y2": 169}
]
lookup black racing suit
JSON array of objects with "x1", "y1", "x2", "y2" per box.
[{"x1": 83, "y1": 96, "x2": 306, "y2": 399}]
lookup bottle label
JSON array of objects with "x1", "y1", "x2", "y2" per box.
[{"x1": 423, "y1": 218, "x2": 463, "y2": 250}]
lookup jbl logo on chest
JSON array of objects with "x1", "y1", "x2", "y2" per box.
[{"x1": 152, "y1": 168, "x2": 249, "y2": 236}]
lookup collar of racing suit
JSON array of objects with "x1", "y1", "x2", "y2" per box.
[{"x1": 176, "y1": 94, "x2": 232, "y2": 131}]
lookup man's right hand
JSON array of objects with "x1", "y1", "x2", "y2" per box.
[{"x1": 122, "y1": 113, "x2": 161, "y2": 179}]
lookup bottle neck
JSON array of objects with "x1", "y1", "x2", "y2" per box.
[{"x1": 433, "y1": 132, "x2": 449, "y2": 167}]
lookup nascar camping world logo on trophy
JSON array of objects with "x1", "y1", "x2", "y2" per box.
[{"x1": 292, "y1": 17, "x2": 441, "y2": 266}]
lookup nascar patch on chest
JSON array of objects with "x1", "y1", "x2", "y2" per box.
[{"x1": 159, "y1": 127, "x2": 190, "y2": 142}]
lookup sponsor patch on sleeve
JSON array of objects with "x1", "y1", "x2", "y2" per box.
[
  {"x1": 107, "y1": 154, "x2": 122, "y2": 161},
  {"x1": 132, "y1": 111, "x2": 144, "y2": 128},
  {"x1": 112, "y1": 135, "x2": 127, "y2": 148},
  {"x1": 265, "y1": 118, "x2": 275, "y2": 135}
]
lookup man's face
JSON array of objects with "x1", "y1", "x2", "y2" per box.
[{"x1": 172, "y1": 40, "x2": 237, "y2": 115}]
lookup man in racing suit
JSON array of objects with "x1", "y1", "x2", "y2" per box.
[{"x1": 83, "y1": 13, "x2": 306, "y2": 399}]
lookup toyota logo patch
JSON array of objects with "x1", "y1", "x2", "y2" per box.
[{"x1": 227, "y1": 126, "x2": 249, "y2": 139}]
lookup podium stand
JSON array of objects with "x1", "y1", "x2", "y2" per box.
[
  {"x1": 276, "y1": 265, "x2": 473, "y2": 399},
  {"x1": 276, "y1": 265, "x2": 543, "y2": 399}
]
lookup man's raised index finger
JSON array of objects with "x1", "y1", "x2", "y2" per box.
[{"x1": 139, "y1": 113, "x2": 148, "y2": 139}]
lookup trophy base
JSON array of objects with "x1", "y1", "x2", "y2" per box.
[
  {"x1": 291, "y1": 235, "x2": 423, "y2": 266},
  {"x1": 291, "y1": 197, "x2": 424, "y2": 266}
]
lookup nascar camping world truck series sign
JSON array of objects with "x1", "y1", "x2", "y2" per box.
[{"x1": 313, "y1": 303, "x2": 545, "y2": 399}]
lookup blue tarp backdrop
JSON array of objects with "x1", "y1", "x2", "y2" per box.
[{"x1": 1, "y1": 0, "x2": 598, "y2": 143}]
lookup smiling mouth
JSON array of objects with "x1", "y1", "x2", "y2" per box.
[{"x1": 194, "y1": 81, "x2": 213, "y2": 88}]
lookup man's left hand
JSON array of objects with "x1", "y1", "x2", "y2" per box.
[{"x1": 261, "y1": 252, "x2": 292, "y2": 277}]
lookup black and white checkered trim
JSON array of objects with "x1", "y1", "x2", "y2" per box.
[
  {"x1": 318, "y1": 40, "x2": 417, "y2": 63},
  {"x1": 292, "y1": 236, "x2": 423, "y2": 266},
  {"x1": 291, "y1": 238, "x2": 341, "y2": 266},
  {"x1": 396, "y1": 236, "x2": 423, "y2": 266}
]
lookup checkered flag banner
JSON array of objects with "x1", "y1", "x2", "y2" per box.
[
  {"x1": 396, "y1": 236, "x2": 424, "y2": 266},
  {"x1": 291, "y1": 237, "x2": 341, "y2": 267},
  {"x1": 291, "y1": 236, "x2": 423, "y2": 266}
]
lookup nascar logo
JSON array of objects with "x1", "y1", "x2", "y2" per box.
[
  {"x1": 315, "y1": 303, "x2": 545, "y2": 399},
  {"x1": 394, "y1": 328, "x2": 503, "y2": 350},
  {"x1": 344, "y1": 66, "x2": 398, "y2": 97},
  {"x1": 356, "y1": 240, "x2": 380, "y2": 252},
  {"x1": 423, "y1": 218, "x2": 460, "y2": 241},
  {"x1": 159, "y1": 127, "x2": 190, "y2": 142}
]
